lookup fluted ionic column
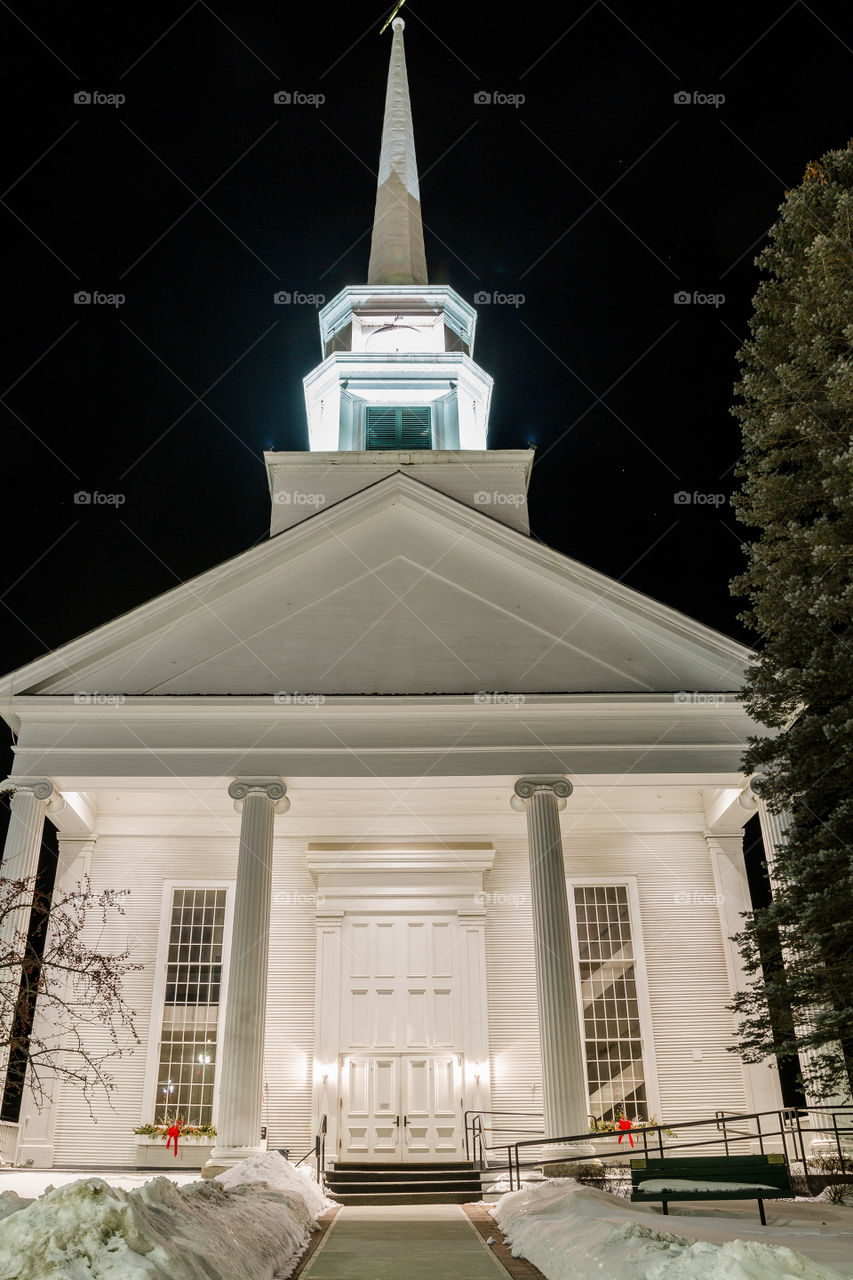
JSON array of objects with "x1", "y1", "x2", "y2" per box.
[
  {"x1": 0, "y1": 778, "x2": 61, "y2": 1096},
  {"x1": 512, "y1": 777, "x2": 593, "y2": 1156},
  {"x1": 16, "y1": 835, "x2": 97, "y2": 1166},
  {"x1": 206, "y1": 778, "x2": 289, "y2": 1173}
]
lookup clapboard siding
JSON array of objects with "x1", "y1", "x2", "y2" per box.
[
  {"x1": 482, "y1": 838, "x2": 542, "y2": 1131},
  {"x1": 483, "y1": 830, "x2": 748, "y2": 1136},
  {"x1": 53, "y1": 836, "x2": 316, "y2": 1166}
]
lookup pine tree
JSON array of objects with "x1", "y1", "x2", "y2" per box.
[{"x1": 729, "y1": 139, "x2": 853, "y2": 1101}]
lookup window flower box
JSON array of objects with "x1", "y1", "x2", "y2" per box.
[{"x1": 133, "y1": 1134, "x2": 215, "y2": 1169}]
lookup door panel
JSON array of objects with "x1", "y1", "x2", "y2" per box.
[
  {"x1": 339, "y1": 1054, "x2": 401, "y2": 1160},
  {"x1": 402, "y1": 1053, "x2": 464, "y2": 1161},
  {"x1": 341, "y1": 916, "x2": 462, "y2": 1055}
]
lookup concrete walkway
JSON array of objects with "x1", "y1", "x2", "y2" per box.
[{"x1": 298, "y1": 1204, "x2": 510, "y2": 1279}]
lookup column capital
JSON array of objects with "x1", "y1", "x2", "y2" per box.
[
  {"x1": 228, "y1": 777, "x2": 289, "y2": 813},
  {"x1": 0, "y1": 776, "x2": 65, "y2": 817},
  {"x1": 737, "y1": 786, "x2": 760, "y2": 814},
  {"x1": 0, "y1": 776, "x2": 55, "y2": 802},
  {"x1": 511, "y1": 776, "x2": 573, "y2": 811}
]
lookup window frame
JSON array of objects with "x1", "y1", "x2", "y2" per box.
[
  {"x1": 140, "y1": 880, "x2": 235, "y2": 1130},
  {"x1": 565, "y1": 876, "x2": 661, "y2": 1125}
]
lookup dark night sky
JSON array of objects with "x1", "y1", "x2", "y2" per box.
[{"x1": 2, "y1": 1, "x2": 852, "y2": 775}]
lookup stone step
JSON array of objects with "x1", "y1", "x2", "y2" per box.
[
  {"x1": 327, "y1": 1178, "x2": 480, "y2": 1192},
  {"x1": 328, "y1": 1168, "x2": 482, "y2": 1183},
  {"x1": 325, "y1": 1160, "x2": 484, "y2": 1205},
  {"x1": 331, "y1": 1161, "x2": 477, "y2": 1171},
  {"x1": 327, "y1": 1190, "x2": 480, "y2": 1206}
]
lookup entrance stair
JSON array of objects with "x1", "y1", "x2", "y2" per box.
[{"x1": 325, "y1": 1161, "x2": 483, "y2": 1205}]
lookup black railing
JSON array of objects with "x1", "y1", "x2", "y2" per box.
[
  {"x1": 464, "y1": 1110, "x2": 545, "y2": 1172},
  {"x1": 294, "y1": 1114, "x2": 327, "y2": 1185},
  {"x1": 504, "y1": 1105, "x2": 853, "y2": 1192}
]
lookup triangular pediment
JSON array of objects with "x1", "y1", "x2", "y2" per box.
[{"x1": 1, "y1": 474, "x2": 749, "y2": 699}]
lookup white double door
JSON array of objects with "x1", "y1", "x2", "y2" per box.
[
  {"x1": 338, "y1": 914, "x2": 465, "y2": 1162},
  {"x1": 340, "y1": 1052, "x2": 463, "y2": 1161}
]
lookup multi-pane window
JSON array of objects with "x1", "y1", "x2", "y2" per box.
[
  {"x1": 572, "y1": 884, "x2": 648, "y2": 1124},
  {"x1": 366, "y1": 406, "x2": 431, "y2": 449},
  {"x1": 155, "y1": 888, "x2": 226, "y2": 1127}
]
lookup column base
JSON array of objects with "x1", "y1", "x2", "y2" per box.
[
  {"x1": 542, "y1": 1141, "x2": 599, "y2": 1175},
  {"x1": 15, "y1": 1141, "x2": 55, "y2": 1169},
  {"x1": 201, "y1": 1145, "x2": 266, "y2": 1179}
]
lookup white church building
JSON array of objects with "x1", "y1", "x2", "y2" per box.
[{"x1": 0, "y1": 20, "x2": 786, "y2": 1172}]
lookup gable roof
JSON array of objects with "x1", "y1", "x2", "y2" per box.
[{"x1": 0, "y1": 472, "x2": 749, "y2": 701}]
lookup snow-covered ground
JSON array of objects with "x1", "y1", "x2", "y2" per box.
[
  {"x1": 491, "y1": 1179, "x2": 853, "y2": 1280},
  {"x1": 0, "y1": 1152, "x2": 334, "y2": 1280}
]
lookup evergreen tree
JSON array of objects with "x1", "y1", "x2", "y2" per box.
[{"x1": 729, "y1": 139, "x2": 853, "y2": 1101}]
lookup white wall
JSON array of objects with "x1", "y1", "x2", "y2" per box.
[{"x1": 52, "y1": 822, "x2": 749, "y2": 1165}]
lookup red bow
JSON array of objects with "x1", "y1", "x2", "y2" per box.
[
  {"x1": 166, "y1": 1124, "x2": 181, "y2": 1156},
  {"x1": 617, "y1": 1117, "x2": 634, "y2": 1147}
]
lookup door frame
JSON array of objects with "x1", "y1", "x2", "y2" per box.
[{"x1": 308, "y1": 842, "x2": 494, "y2": 1165}]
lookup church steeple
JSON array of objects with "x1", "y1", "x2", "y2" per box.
[
  {"x1": 263, "y1": 21, "x2": 534, "y2": 538},
  {"x1": 367, "y1": 17, "x2": 428, "y2": 287}
]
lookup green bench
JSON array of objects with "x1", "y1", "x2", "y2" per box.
[{"x1": 630, "y1": 1153, "x2": 794, "y2": 1225}]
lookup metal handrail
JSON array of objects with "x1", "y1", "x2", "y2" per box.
[
  {"x1": 464, "y1": 1109, "x2": 544, "y2": 1167},
  {"x1": 294, "y1": 1114, "x2": 327, "y2": 1185},
  {"x1": 506, "y1": 1105, "x2": 853, "y2": 1192}
]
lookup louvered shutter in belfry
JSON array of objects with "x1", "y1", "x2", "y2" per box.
[
  {"x1": 366, "y1": 407, "x2": 400, "y2": 449},
  {"x1": 400, "y1": 407, "x2": 431, "y2": 448},
  {"x1": 366, "y1": 406, "x2": 431, "y2": 449}
]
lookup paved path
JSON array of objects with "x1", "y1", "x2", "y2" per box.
[{"x1": 297, "y1": 1204, "x2": 511, "y2": 1280}]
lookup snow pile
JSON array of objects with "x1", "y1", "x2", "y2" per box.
[
  {"x1": 215, "y1": 1149, "x2": 335, "y2": 1216},
  {"x1": 0, "y1": 1191, "x2": 30, "y2": 1223},
  {"x1": 491, "y1": 1179, "x2": 847, "y2": 1280},
  {"x1": 0, "y1": 1173, "x2": 315, "y2": 1280},
  {"x1": 818, "y1": 1185, "x2": 853, "y2": 1207}
]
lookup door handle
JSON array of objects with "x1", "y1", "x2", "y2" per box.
[{"x1": 403, "y1": 1115, "x2": 408, "y2": 1127}]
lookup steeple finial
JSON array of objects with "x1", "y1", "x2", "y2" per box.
[{"x1": 367, "y1": 16, "x2": 428, "y2": 286}]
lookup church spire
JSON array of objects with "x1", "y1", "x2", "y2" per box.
[{"x1": 367, "y1": 17, "x2": 428, "y2": 287}]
